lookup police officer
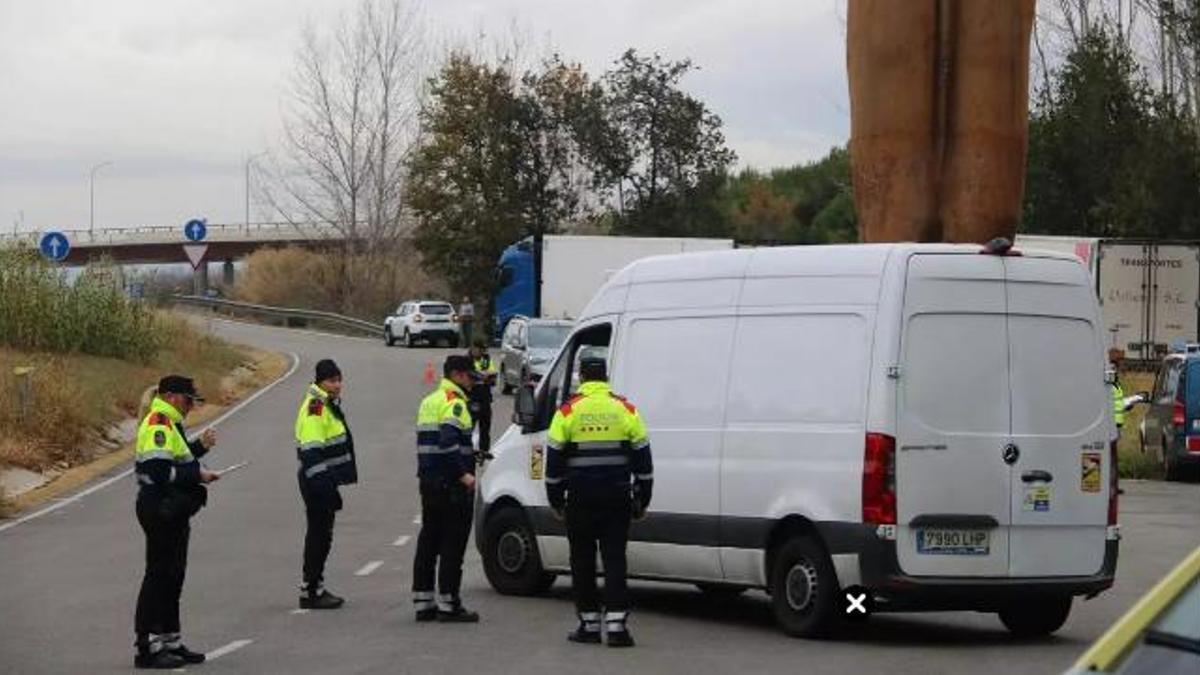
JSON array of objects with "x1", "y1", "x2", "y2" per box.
[
  {"x1": 468, "y1": 339, "x2": 498, "y2": 455},
  {"x1": 295, "y1": 359, "x2": 358, "y2": 610},
  {"x1": 412, "y1": 355, "x2": 480, "y2": 623},
  {"x1": 545, "y1": 357, "x2": 653, "y2": 648},
  {"x1": 1109, "y1": 350, "x2": 1126, "y2": 431},
  {"x1": 133, "y1": 375, "x2": 218, "y2": 670}
]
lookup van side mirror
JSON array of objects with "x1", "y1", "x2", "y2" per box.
[{"x1": 514, "y1": 385, "x2": 536, "y2": 430}]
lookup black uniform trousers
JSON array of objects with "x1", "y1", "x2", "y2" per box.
[
  {"x1": 135, "y1": 496, "x2": 191, "y2": 641},
  {"x1": 472, "y1": 402, "x2": 492, "y2": 452},
  {"x1": 299, "y1": 474, "x2": 342, "y2": 587},
  {"x1": 566, "y1": 493, "x2": 632, "y2": 613},
  {"x1": 412, "y1": 480, "x2": 473, "y2": 599}
]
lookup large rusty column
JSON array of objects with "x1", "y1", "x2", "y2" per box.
[{"x1": 848, "y1": 0, "x2": 1036, "y2": 243}]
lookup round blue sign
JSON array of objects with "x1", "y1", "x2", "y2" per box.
[
  {"x1": 39, "y1": 231, "x2": 70, "y2": 262},
  {"x1": 184, "y1": 218, "x2": 207, "y2": 242}
]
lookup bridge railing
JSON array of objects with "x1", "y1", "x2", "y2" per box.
[
  {"x1": 0, "y1": 222, "x2": 345, "y2": 246},
  {"x1": 171, "y1": 294, "x2": 382, "y2": 338}
]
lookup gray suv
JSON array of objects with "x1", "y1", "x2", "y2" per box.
[{"x1": 498, "y1": 316, "x2": 573, "y2": 394}]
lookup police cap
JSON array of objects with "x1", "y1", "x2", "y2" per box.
[{"x1": 158, "y1": 375, "x2": 204, "y2": 402}]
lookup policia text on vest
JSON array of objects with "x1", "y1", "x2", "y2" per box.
[
  {"x1": 295, "y1": 359, "x2": 358, "y2": 611},
  {"x1": 133, "y1": 376, "x2": 218, "y2": 670},
  {"x1": 412, "y1": 355, "x2": 482, "y2": 623},
  {"x1": 545, "y1": 358, "x2": 654, "y2": 648}
]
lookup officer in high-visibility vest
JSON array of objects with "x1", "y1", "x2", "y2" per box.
[
  {"x1": 133, "y1": 375, "x2": 218, "y2": 670},
  {"x1": 1109, "y1": 350, "x2": 1126, "y2": 431},
  {"x1": 545, "y1": 357, "x2": 653, "y2": 648},
  {"x1": 412, "y1": 355, "x2": 480, "y2": 623},
  {"x1": 468, "y1": 340, "x2": 498, "y2": 454},
  {"x1": 295, "y1": 359, "x2": 358, "y2": 610}
]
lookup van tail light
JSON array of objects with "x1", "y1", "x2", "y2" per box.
[
  {"x1": 1172, "y1": 401, "x2": 1185, "y2": 428},
  {"x1": 1108, "y1": 440, "x2": 1119, "y2": 526},
  {"x1": 413, "y1": 314, "x2": 424, "y2": 323},
  {"x1": 863, "y1": 433, "x2": 897, "y2": 525}
]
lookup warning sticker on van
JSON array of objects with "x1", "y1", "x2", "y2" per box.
[
  {"x1": 1023, "y1": 485, "x2": 1052, "y2": 512},
  {"x1": 1081, "y1": 452, "x2": 1102, "y2": 493},
  {"x1": 530, "y1": 444, "x2": 545, "y2": 481}
]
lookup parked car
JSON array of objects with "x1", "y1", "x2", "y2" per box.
[
  {"x1": 1066, "y1": 545, "x2": 1200, "y2": 674},
  {"x1": 1139, "y1": 349, "x2": 1200, "y2": 480},
  {"x1": 478, "y1": 241, "x2": 1119, "y2": 638},
  {"x1": 498, "y1": 316, "x2": 573, "y2": 393},
  {"x1": 384, "y1": 300, "x2": 459, "y2": 348}
]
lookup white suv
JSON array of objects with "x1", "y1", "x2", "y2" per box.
[{"x1": 384, "y1": 300, "x2": 460, "y2": 348}]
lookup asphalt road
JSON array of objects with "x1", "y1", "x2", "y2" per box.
[{"x1": 1, "y1": 318, "x2": 1198, "y2": 674}]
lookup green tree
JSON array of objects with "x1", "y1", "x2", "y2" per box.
[
  {"x1": 1023, "y1": 28, "x2": 1200, "y2": 238},
  {"x1": 586, "y1": 50, "x2": 736, "y2": 237}
]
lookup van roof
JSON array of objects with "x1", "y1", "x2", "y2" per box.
[{"x1": 607, "y1": 242, "x2": 1080, "y2": 287}]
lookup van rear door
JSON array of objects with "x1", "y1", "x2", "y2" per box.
[
  {"x1": 1005, "y1": 256, "x2": 1110, "y2": 577},
  {"x1": 895, "y1": 254, "x2": 1012, "y2": 577}
]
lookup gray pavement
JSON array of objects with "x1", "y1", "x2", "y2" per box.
[{"x1": 1, "y1": 317, "x2": 1198, "y2": 674}]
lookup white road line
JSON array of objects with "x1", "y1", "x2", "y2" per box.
[
  {"x1": 355, "y1": 560, "x2": 385, "y2": 577},
  {"x1": 290, "y1": 609, "x2": 310, "y2": 616},
  {"x1": 206, "y1": 639, "x2": 254, "y2": 661},
  {"x1": 0, "y1": 353, "x2": 301, "y2": 535},
  {"x1": 393, "y1": 535, "x2": 411, "y2": 547},
  {"x1": 412, "y1": 515, "x2": 422, "y2": 525}
]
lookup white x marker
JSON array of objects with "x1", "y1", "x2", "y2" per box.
[{"x1": 845, "y1": 592, "x2": 868, "y2": 614}]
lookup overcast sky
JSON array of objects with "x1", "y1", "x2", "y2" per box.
[{"x1": 0, "y1": 0, "x2": 850, "y2": 233}]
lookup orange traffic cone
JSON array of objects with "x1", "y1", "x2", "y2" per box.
[{"x1": 423, "y1": 361, "x2": 436, "y2": 387}]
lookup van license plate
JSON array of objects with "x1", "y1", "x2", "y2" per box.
[{"x1": 916, "y1": 528, "x2": 990, "y2": 555}]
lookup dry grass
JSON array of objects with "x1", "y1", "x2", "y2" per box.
[
  {"x1": 0, "y1": 314, "x2": 246, "y2": 472},
  {"x1": 234, "y1": 245, "x2": 449, "y2": 321}
]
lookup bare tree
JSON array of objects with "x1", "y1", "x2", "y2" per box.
[{"x1": 263, "y1": 0, "x2": 427, "y2": 314}]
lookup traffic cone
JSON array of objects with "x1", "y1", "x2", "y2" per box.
[{"x1": 423, "y1": 361, "x2": 436, "y2": 387}]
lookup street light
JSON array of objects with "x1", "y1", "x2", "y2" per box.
[
  {"x1": 244, "y1": 152, "x2": 266, "y2": 232},
  {"x1": 89, "y1": 160, "x2": 113, "y2": 239}
]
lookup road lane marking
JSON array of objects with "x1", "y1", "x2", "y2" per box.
[
  {"x1": 206, "y1": 639, "x2": 254, "y2": 661},
  {"x1": 0, "y1": 353, "x2": 301, "y2": 535},
  {"x1": 290, "y1": 609, "x2": 310, "y2": 615},
  {"x1": 412, "y1": 515, "x2": 422, "y2": 525},
  {"x1": 355, "y1": 560, "x2": 385, "y2": 576},
  {"x1": 393, "y1": 535, "x2": 411, "y2": 547}
]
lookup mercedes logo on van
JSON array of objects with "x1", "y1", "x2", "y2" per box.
[{"x1": 1002, "y1": 444, "x2": 1020, "y2": 465}]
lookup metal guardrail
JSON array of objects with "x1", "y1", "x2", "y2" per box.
[
  {"x1": 0, "y1": 222, "x2": 346, "y2": 246},
  {"x1": 172, "y1": 295, "x2": 382, "y2": 337}
]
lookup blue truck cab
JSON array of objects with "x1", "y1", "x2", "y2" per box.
[{"x1": 493, "y1": 237, "x2": 535, "y2": 339}]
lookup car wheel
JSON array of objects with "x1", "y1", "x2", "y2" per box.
[
  {"x1": 696, "y1": 583, "x2": 747, "y2": 601},
  {"x1": 769, "y1": 534, "x2": 838, "y2": 638},
  {"x1": 482, "y1": 507, "x2": 555, "y2": 596},
  {"x1": 500, "y1": 366, "x2": 514, "y2": 395},
  {"x1": 403, "y1": 329, "x2": 413, "y2": 348},
  {"x1": 384, "y1": 326, "x2": 396, "y2": 347},
  {"x1": 998, "y1": 596, "x2": 1071, "y2": 638}
]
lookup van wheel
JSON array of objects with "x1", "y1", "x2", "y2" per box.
[
  {"x1": 696, "y1": 583, "x2": 747, "y2": 601},
  {"x1": 769, "y1": 535, "x2": 838, "y2": 638},
  {"x1": 998, "y1": 596, "x2": 1072, "y2": 638},
  {"x1": 482, "y1": 507, "x2": 555, "y2": 596}
]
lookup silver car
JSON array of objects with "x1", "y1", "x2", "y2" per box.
[{"x1": 498, "y1": 316, "x2": 573, "y2": 394}]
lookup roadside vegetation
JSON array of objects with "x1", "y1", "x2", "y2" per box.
[{"x1": 0, "y1": 247, "x2": 250, "y2": 501}]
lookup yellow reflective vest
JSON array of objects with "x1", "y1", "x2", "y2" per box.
[
  {"x1": 416, "y1": 378, "x2": 474, "y2": 482},
  {"x1": 295, "y1": 384, "x2": 357, "y2": 485}
]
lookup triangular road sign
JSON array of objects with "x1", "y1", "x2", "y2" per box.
[{"x1": 183, "y1": 244, "x2": 209, "y2": 270}]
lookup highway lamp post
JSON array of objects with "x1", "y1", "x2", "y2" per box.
[
  {"x1": 89, "y1": 161, "x2": 113, "y2": 241},
  {"x1": 244, "y1": 152, "x2": 265, "y2": 234}
]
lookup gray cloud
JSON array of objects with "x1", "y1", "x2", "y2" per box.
[{"x1": 0, "y1": 0, "x2": 850, "y2": 232}]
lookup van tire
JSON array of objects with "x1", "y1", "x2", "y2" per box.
[
  {"x1": 769, "y1": 535, "x2": 838, "y2": 638},
  {"x1": 998, "y1": 596, "x2": 1072, "y2": 638},
  {"x1": 482, "y1": 507, "x2": 555, "y2": 596}
]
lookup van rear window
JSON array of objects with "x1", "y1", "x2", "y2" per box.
[{"x1": 420, "y1": 304, "x2": 452, "y2": 315}]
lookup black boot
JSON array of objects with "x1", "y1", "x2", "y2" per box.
[
  {"x1": 300, "y1": 584, "x2": 345, "y2": 610},
  {"x1": 437, "y1": 601, "x2": 480, "y2": 623},
  {"x1": 567, "y1": 612, "x2": 602, "y2": 644},
  {"x1": 605, "y1": 611, "x2": 635, "y2": 648},
  {"x1": 134, "y1": 649, "x2": 186, "y2": 670},
  {"x1": 161, "y1": 634, "x2": 206, "y2": 664}
]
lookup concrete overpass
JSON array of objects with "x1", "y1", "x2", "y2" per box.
[{"x1": 0, "y1": 222, "x2": 346, "y2": 289}]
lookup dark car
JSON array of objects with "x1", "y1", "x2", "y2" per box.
[{"x1": 1140, "y1": 350, "x2": 1200, "y2": 480}]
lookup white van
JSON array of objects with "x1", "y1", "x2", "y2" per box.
[{"x1": 476, "y1": 242, "x2": 1119, "y2": 638}]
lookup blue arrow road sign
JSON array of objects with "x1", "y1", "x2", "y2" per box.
[
  {"x1": 39, "y1": 231, "x2": 70, "y2": 262},
  {"x1": 184, "y1": 218, "x2": 207, "y2": 242}
]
